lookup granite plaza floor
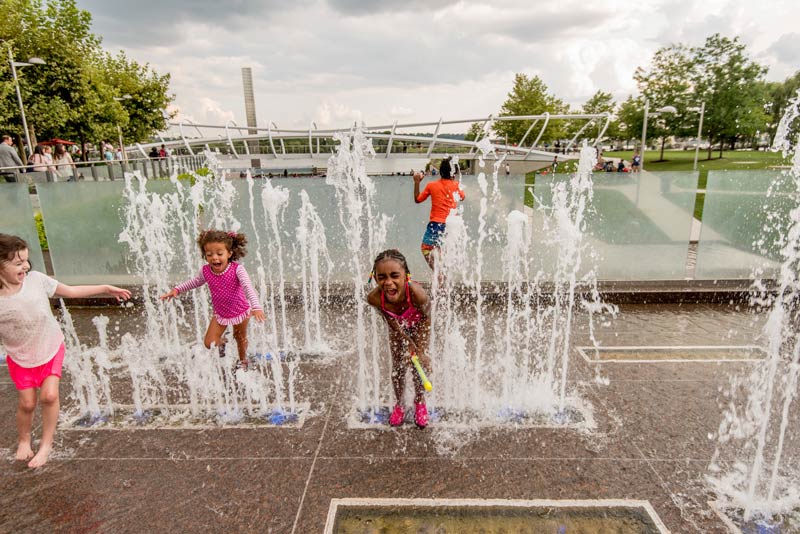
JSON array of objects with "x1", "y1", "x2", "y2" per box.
[{"x1": 1, "y1": 300, "x2": 796, "y2": 533}]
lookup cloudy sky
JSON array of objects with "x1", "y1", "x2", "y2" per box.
[{"x1": 77, "y1": 0, "x2": 799, "y2": 134}]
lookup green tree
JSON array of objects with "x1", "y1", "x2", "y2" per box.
[
  {"x1": 764, "y1": 71, "x2": 800, "y2": 146},
  {"x1": 0, "y1": 0, "x2": 172, "y2": 158},
  {"x1": 634, "y1": 44, "x2": 694, "y2": 160},
  {"x1": 98, "y1": 52, "x2": 173, "y2": 145},
  {"x1": 580, "y1": 90, "x2": 618, "y2": 145},
  {"x1": 691, "y1": 34, "x2": 768, "y2": 159},
  {"x1": 616, "y1": 95, "x2": 645, "y2": 150},
  {"x1": 494, "y1": 73, "x2": 568, "y2": 146},
  {"x1": 464, "y1": 121, "x2": 486, "y2": 142}
]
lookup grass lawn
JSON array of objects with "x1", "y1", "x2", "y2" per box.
[
  {"x1": 525, "y1": 150, "x2": 786, "y2": 219},
  {"x1": 605, "y1": 149, "x2": 784, "y2": 220}
]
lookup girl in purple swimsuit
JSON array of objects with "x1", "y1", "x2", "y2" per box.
[
  {"x1": 367, "y1": 249, "x2": 432, "y2": 428},
  {"x1": 161, "y1": 229, "x2": 266, "y2": 370}
]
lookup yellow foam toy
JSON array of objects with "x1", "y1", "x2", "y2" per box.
[{"x1": 411, "y1": 355, "x2": 433, "y2": 392}]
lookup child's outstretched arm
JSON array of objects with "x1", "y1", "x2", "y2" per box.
[
  {"x1": 161, "y1": 272, "x2": 206, "y2": 300},
  {"x1": 159, "y1": 288, "x2": 178, "y2": 300},
  {"x1": 55, "y1": 283, "x2": 131, "y2": 301},
  {"x1": 237, "y1": 266, "x2": 266, "y2": 322}
]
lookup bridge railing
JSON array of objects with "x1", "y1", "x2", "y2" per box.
[
  {"x1": 136, "y1": 113, "x2": 611, "y2": 161},
  {"x1": 0, "y1": 154, "x2": 207, "y2": 183}
]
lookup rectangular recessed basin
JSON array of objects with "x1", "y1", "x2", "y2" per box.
[
  {"x1": 578, "y1": 345, "x2": 767, "y2": 363},
  {"x1": 325, "y1": 499, "x2": 669, "y2": 533}
]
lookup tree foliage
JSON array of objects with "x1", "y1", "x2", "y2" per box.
[
  {"x1": 580, "y1": 90, "x2": 618, "y2": 144},
  {"x1": 764, "y1": 71, "x2": 800, "y2": 146},
  {"x1": 0, "y1": 0, "x2": 172, "y2": 155},
  {"x1": 633, "y1": 44, "x2": 695, "y2": 159},
  {"x1": 690, "y1": 34, "x2": 768, "y2": 158},
  {"x1": 493, "y1": 73, "x2": 568, "y2": 145}
]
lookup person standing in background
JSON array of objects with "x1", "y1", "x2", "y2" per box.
[{"x1": 0, "y1": 135, "x2": 24, "y2": 182}]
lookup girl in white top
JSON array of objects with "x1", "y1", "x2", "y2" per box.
[
  {"x1": 0, "y1": 234, "x2": 131, "y2": 468},
  {"x1": 53, "y1": 143, "x2": 76, "y2": 181}
]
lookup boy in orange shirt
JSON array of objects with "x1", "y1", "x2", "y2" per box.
[{"x1": 413, "y1": 157, "x2": 465, "y2": 270}]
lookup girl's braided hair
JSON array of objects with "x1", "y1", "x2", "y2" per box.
[
  {"x1": 371, "y1": 249, "x2": 410, "y2": 281},
  {"x1": 197, "y1": 229, "x2": 248, "y2": 261}
]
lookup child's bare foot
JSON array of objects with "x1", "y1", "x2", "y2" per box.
[
  {"x1": 15, "y1": 441, "x2": 34, "y2": 461},
  {"x1": 234, "y1": 358, "x2": 248, "y2": 371},
  {"x1": 27, "y1": 445, "x2": 51, "y2": 468}
]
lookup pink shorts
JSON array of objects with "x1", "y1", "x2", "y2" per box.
[{"x1": 6, "y1": 343, "x2": 65, "y2": 390}]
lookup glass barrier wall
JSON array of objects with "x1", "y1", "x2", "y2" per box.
[
  {"x1": 33, "y1": 170, "x2": 711, "y2": 284},
  {"x1": 530, "y1": 171, "x2": 697, "y2": 280},
  {"x1": 695, "y1": 170, "x2": 795, "y2": 279},
  {"x1": 230, "y1": 175, "x2": 526, "y2": 283},
  {"x1": 0, "y1": 183, "x2": 45, "y2": 272},
  {"x1": 37, "y1": 181, "x2": 187, "y2": 284}
]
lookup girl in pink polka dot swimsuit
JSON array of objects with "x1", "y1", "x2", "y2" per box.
[{"x1": 161, "y1": 229, "x2": 265, "y2": 370}]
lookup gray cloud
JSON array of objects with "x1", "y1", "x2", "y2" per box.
[
  {"x1": 71, "y1": 0, "x2": 800, "y2": 128},
  {"x1": 767, "y1": 33, "x2": 800, "y2": 64},
  {"x1": 76, "y1": 0, "x2": 305, "y2": 47},
  {"x1": 326, "y1": 0, "x2": 460, "y2": 15}
]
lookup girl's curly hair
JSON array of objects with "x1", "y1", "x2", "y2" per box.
[{"x1": 197, "y1": 229, "x2": 248, "y2": 261}]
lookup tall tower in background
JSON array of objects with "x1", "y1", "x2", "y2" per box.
[{"x1": 241, "y1": 67, "x2": 259, "y2": 155}]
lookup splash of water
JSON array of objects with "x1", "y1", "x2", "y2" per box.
[
  {"x1": 326, "y1": 127, "x2": 387, "y2": 415},
  {"x1": 423, "y1": 140, "x2": 611, "y2": 423},
  {"x1": 62, "y1": 165, "x2": 302, "y2": 424},
  {"x1": 260, "y1": 177, "x2": 292, "y2": 350},
  {"x1": 708, "y1": 91, "x2": 800, "y2": 523},
  {"x1": 296, "y1": 189, "x2": 334, "y2": 353}
]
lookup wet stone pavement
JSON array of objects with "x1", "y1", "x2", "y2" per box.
[{"x1": 0, "y1": 301, "x2": 788, "y2": 533}]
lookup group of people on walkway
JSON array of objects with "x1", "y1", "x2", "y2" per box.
[
  {"x1": 595, "y1": 150, "x2": 641, "y2": 173},
  {"x1": 0, "y1": 134, "x2": 76, "y2": 182}
]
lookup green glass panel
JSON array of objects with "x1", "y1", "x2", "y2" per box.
[
  {"x1": 37, "y1": 181, "x2": 185, "y2": 284},
  {"x1": 228, "y1": 173, "x2": 527, "y2": 283},
  {"x1": 0, "y1": 183, "x2": 45, "y2": 272},
  {"x1": 695, "y1": 170, "x2": 796, "y2": 279},
  {"x1": 530, "y1": 170, "x2": 697, "y2": 280}
]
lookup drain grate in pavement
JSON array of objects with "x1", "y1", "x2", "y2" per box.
[
  {"x1": 348, "y1": 405, "x2": 587, "y2": 430},
  {"x1": 325, "y1": 499, "x2": 669, "y2": 534},
  {"x1": 60, "y1": 403, "x2": 309, "y2": 430}
]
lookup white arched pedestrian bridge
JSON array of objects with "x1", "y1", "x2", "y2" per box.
[{"x1": 136, "y1": 112, "x2": 612, "y2": 175}]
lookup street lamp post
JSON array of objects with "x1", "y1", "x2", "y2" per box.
[
  {"x1": 690, "y1": 102, "x2": 705, "y2": 172},
  {"x1": 114, "y1": 94, "x2": 132, "y2": 161},
  {"x1": 640, "y1": 98, "x2": 677, "y2": 171},
  {"x1": 7, "y1": 47, "x2": 46, "y2": 157}
]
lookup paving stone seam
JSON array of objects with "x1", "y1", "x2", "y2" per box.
[
  {"x1": 27, "y1": 456, "x2": 715, "y2": 462},
  {"x1": 634, "y1": 441, "x2": 708, "y2": 534},
  {"x1": 290, "y1": 383, "x2": 339, "y2": 534}
]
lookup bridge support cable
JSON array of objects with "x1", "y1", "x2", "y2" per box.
[
  {"x1": 517, "y1": 118, "x2": 540, "y2": 149},
  {"x1": 271, "y1": 122, "x2": 286, "y2": 155},
  {"x1": 267, "y1": 122, "x2": 278, "y2": 157},
  {"x1": 225, "y1": 120, "x2": 241, "y2": 158},
  {"x1": 524, "y1": 113, "x2": 551, "y2": 160},
  {"x1": 425, "y1": 118, "x2": 443, "y2": 158},
  {"x1": 385, "y1": 120, "x2": 397, "y2": 158},
  {"x1": 468, "y1": 114, "x2": 493, "y2": 155},
  {"x1": 308, "y1": 121, "x2": 317, "y2": 158},
  {"x1": 590, "y1": 112, "x2": 612, "y2": 148},
  {"x1": 565, "y1": 118, "x2": 596, "y2": 153}
]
